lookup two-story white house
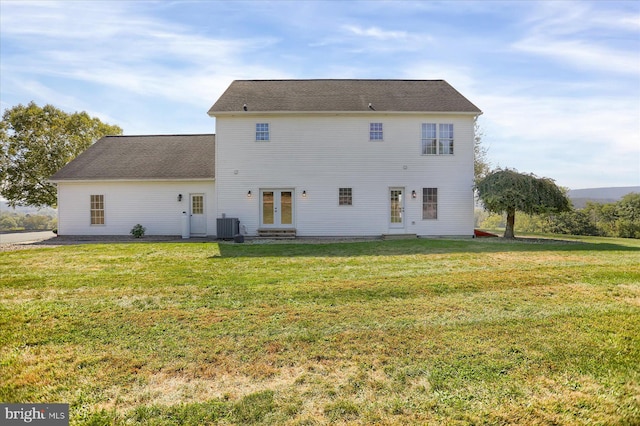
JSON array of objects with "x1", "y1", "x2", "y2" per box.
[{"x1": 52, "y1": 79, "x2": 481, "y2": 238}]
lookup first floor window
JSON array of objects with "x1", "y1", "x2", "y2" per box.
[
  {"x1": 422, "y1": 188, "x2": 437, "y2": 219},
  {"x1": 256, "y1": 123, "x2": 269, "y2": 141},
  {"x1": 370, "y1": 122, "x2": 383, "y2": 140},
  {"x1": 90, "y1": 194, "x2": 104, "y2": 225},
  {"x1": 339, "y1": 188, "x2": 352, "y2": 206}
]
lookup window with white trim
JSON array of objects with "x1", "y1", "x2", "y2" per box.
[
  {"x1": 422, "y1": 188, "x2": 437, "y2": 219},
  {"x1": 90, "y1": 194, "x2": 105, "y2": 225},
  {"x1": 339, "y1": 188, "x2": 352, "y2": 206},
  {"x1": 421, "y1": 123, "x2": 437, "y2": 155},
  {"x1": 370, "y1": 122, "x2": 383, "y2": 141},
  {"x1": 256, "y1": 123, "x2": 269, "y2": 141},
  {"x1": 421, "y1": 123, "x2": 454, "y2": 155},
  {"x1": 439, "y1": 124, "x2": 454, "y2": 155}
]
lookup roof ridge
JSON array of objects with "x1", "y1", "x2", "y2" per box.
[
  {"x1": 104, "y1": 134, "x2": 215, "y2": 138},
  {"x1": 234, "y1": 79, "x2": 446, "y2": 82}
]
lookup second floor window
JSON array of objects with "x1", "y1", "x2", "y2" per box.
[
  {"x1": 422, "y1": 123, "x2": 454, "y2": 155},
  {"x1": 422, "y1": 123, "x2": 437, "y2": 154},
  {"x1": 370, "y1": 122, "x2": 383, "y2": 141},
  {"x1": 256, "y1": 123, "x2": 269, "y2": 141},
  {"x1": 439, "y1": 124, "x2": 454, "y2": 155}
]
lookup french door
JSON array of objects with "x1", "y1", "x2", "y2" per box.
[
  {"x1": 389, "y1": 187, "x2": 405, "y2": 229},
  {"x1": 260, "y1": 189, "x2": 294, "y2": 228}
]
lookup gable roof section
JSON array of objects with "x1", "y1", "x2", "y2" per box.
[
  {"x1": 208, "y1": 79, "x2": 481, "y2": 114},
  {"x1": 51, "y1": 134, "x2": 215, "y2": 181}
]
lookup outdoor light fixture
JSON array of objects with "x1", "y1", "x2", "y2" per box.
[
  {"x1": 302, "y1": 190, "x2": 307, "y2": 198},
  {"x1": 178, "y1": 194, "x2": 183, "y2": 202},
  {"x1": 247, "y1": 190, "x2": 252, "y2": 198},
  {"x1": 411, "y1": 190, "x2": 417, "y2": 199}
]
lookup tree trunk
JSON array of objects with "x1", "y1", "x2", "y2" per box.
[{"x1": 504, "y1": 209, "x2": 516, "y2": 239}]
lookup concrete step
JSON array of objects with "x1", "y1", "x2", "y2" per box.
[
  {"x1": 257, "y1": 229, "x2": 297, "y2": 239},
  {"x1": 381, "y1": 233, "x2": 417, "y2": 240}
]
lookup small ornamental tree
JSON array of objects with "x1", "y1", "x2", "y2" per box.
[{"x1": 476, "y1": 168, "x2": 571, "y2": 238}]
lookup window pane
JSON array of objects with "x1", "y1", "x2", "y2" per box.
[
  {"x1": 439, "y1": 124, "x2": 453, "y2": 139},
  {"x1": 423, "y1": 139, "x2": 437, "y2": 155},
  {"x1": 422, "y1": 123, "x2": 436, "y2": 138},
  {"x1": 390, "y1": 189, "x2": 403, "y2": 223},
  {"x1": 439, "y1": 124, "x2": 453, "y2": 155},
  {"x1": 192, "y1": 195, "x2": 204, "y2": 215},
  {"x1": 256, "y1": 123, "x2": 269, "y2": 141},
  {"x1": 281, "y1": 191, "x2": 292, "y2": 225},
  {"x1": 439, "y1": 140, "x2": 453, "y2": 155},
  {"x1": 262, "y1": 191, "x2": 274, "y2": 225},
  {"x1": 370, "y1": 122, "x2": 383, "y2": 140},
  {"x1": 421, "y1": 124, "x2": 437, "y2": 154},
  {"x1": 422, "y1": 188, "x2": 437, "y2": 219},
  {"x1": 90, "y1": 195, "x2": 104, "y2": 225},
  {"x1": 339, "y1": 188, "x2": 352, "y2": 206}
]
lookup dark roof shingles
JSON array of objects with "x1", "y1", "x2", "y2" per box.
[
  {"x1": 208, "y1": 79, "x2": 481, "y2": 113},
  {"x1": 51, "y1": 134, "x2": 215, "y2": 181}
]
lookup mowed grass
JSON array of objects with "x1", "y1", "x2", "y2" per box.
[{"x1": 1, "y1": 237, "x2": 639, "y2": 425}]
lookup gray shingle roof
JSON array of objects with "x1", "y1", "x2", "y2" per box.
[
  {"x1": 208, "y1": 79, "x2": 481, "y2": 114},
  {"x1": 50, "y1": 134, "x2": 215, "y2": 181}
]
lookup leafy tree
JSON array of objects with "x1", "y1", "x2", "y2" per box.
[
  {"x1": 476, "y1": 168, "x2": 571, "y2": 238},
  {"x1": 0, "y1": 214, "x2": 19, "y2": 231},
  {"x1": 545, "y1": 210, "x2": 599, "y2": 236},
  {"x1": 474, "y1": 119, "x2": 491, "y2": 182},
  {"x1": 615, "y1": 193, "x2": 640, "y2": 238},
  {"x1": 616, "y1": 193, "x2": 640, "y2": 222},
  {"x1": 0, "y1": 102, "x2": 122, "y2": 207},
  {"x1": 583, "y1": 201, "x2": 617, "y2": 236}
]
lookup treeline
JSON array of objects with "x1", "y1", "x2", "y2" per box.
[
  {"x1": 477, "y1": 193, "x2": 640, "y2": 239},
  {"x1": 0, "y1": 211, "x2": 57, "y2": 232}
]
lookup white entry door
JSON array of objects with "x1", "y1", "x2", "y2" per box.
[
  {"x1": 190, "y1": 194, "x2": 206, "y2": 236},
  {"x1": 389, "y1": 187, "x2": 405, "y2": 229},
  {"x1": 261, "y1": 189, "x2": 294, "y2": 228}
]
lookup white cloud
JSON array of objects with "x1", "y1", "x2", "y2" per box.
[
  {"x1": 512, "y1": 1, "x2": 640, "y2": 75},
  {"x1": 512, "y1": 37, "x2": 640, "y2": 76},
  {"x1": 1, "y1": 0, "x2": 638, "y2": 188},
  {"x1": 476, "y1": 91, "x2": 640, "y2": 188},
  {"x1": 310, "y1": 24, "x2": 433, "y2": 53},
  {"x1": 343, "y1": 25, "x2": 409, "y2": 41},
  {"x1": 0, "y1": 1, "x2": 287, "y2": 107}
]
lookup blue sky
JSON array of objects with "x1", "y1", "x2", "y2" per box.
[{"x1": 1, "y1": 0, "x2": 639, "y2": 190}]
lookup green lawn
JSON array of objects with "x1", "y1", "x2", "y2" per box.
[{"x1": 1, "y1": 237, "x2": 639, "y2": 425}]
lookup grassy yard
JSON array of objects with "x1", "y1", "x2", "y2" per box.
[{"x1": 1, "y1": 237, "x2": 639, "y2": 425}]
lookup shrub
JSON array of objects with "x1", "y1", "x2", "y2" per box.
[{"x1": 130, "y1": 224, "x2": 146, "y2": 238}]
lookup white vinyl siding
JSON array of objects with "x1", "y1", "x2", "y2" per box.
[
  {"x1": 215, "y1": 113, "x2": 475, "y2": 237},
  {"x1": 57, "y1": 181, "x2": 215, "y2": 236}
]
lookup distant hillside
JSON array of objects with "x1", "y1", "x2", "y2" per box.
[
  {"x1": 0, "y1": 201, "x2": 57, "y2": 216},
  {"x1": 568, "y1": 186, "x2": 640, "y2": 209}
]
